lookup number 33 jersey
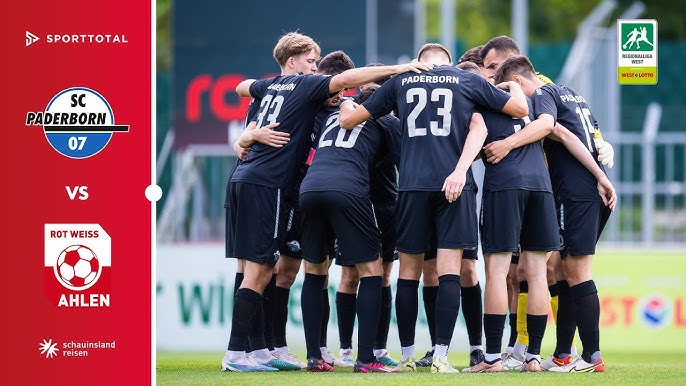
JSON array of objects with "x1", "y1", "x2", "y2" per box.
[
  {"x1": 231, "y1": 74, "x2": 333, "y2": 190},
  {"x1": 362, "y1": 65, "x2": 511, "y2": 191}
]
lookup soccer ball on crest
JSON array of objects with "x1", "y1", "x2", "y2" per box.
[{"x1": 54, "y1": 245, "x2": 100, "y2": 290}]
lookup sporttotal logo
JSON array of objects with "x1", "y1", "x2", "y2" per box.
[
  {"x1": 24, "y1": 30, "x2": 128, "y2": 46},
  {"x1": 617, "y1": 19, "x2": 657, "y2": 85},
  {"x1": 26, "y1": 31, "x2": 39, "y2": 46}
]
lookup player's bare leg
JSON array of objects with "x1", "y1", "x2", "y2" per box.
[
  {"x1": 547, "y1": 252, "x2": 559, "y2": 323},
  {"x1": 505, "y1": 256, "x2": 519, "y2": 354}
]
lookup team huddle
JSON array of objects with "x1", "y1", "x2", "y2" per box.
[{"x1": 221, "y1": 31, "x2": 617, "y2": 374}]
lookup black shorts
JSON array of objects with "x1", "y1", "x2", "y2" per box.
[
  {"x1": 396, "y1": 190, "x2": 478, "y2": 254},
  {"x1": 374, "y1": 203, "x2": 398, "y2": 263},
  {"x1": 558, "y1": 199, "x2": 612, "y2": 258},
  {"x1": 226, "y1": 182, "x2": 283, "y2": 266},
  {"x1": 480, "y1": 190, "x2": 561, "y2": 254},
  {"x1": 300, "y1": 191, "x2": 381, "y2": 266},
  {"x1": 278, "y1": 203, "x2": 303, "y2": 259}
]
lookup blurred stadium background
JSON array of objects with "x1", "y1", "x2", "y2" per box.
[{"x1": 155, "y1": 0, "x2": 685, "y2": 355}]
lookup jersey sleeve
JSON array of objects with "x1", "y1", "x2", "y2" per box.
[
  {"x1": 248, "y1": 78, "x2": 273, "y2": 99},
  {"x1": 362, "y1": 78, "x2": 397, "y2": 119},
  {"x1": 463, "y1": 73, "x2": 511, "y2": 112},
  {"x1": 532, "y1": 84, "x2": 558, "y2": 122},
  {"x1": 300, "y1": 74, "x2": 334, "y2": 104}
]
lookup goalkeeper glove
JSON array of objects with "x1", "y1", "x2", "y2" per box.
[{"x1": 595, "y1": 138, "x2": 614, "y2": 168}]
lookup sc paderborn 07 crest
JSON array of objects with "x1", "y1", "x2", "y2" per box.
[{"x1": 26, "y1": 87, "x2": 130, "y2": 159}]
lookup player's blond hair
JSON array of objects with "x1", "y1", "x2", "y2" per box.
[{"x1": 273, "y1": 32, "x2": 321, "y2": 67}]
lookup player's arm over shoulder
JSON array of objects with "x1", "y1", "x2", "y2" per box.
[
  {"x1": 329, "y1": 61, "x2": 431, "y2": 94},
  {"x1": 339, "y1": 98, "x2": 372, "y2": 130},
  {"x1": 235, "y1": 79, "x2": 256, "y2": 97}
]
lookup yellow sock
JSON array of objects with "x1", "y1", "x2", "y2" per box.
[
  {"x1": 550, "y1": 295, "x2": 559, "y2": 324},
  {"x1": 516, "y1": 292, "x2": 529, "y2": 346}
]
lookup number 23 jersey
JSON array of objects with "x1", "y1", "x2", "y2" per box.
[{"x1": 362, "y1": 65, "x2": 511, "y2": 191}]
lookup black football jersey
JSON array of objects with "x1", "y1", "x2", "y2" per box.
[
  {"x1": 533, "y1": 84, "x2": 606, "y2": 201},
  {"x1": 300, "y1": 112, "x2": 397, "y2": 199},
  {"x1": 362, "y1": 65, "x2": 511, "y2": 191},
  {"x1": 479, "y1": 98, "x2": 552, "y2": 192},
  {"x1": 231, "y1": 74, "x2": 333, "y2": 190},
  {"x1": 369, "y1": 116, "x2": 400, "y2": 205}
]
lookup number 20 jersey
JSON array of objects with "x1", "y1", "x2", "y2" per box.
[
  {"x1": 362, "y1": 65, "x2": 511, "y2": 191},
  {"x1": 300, "y1": 112, "x2": 400, "y2": 198},
  {"x1": 533, "y1": 84, "x2": 606, "y2": 202}
]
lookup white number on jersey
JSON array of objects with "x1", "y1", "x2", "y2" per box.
[
  {"x1": 513, "y1": 115, "x2": 532, "y2": 133},
  {"x1": 255, "y1": 94, "x2": 285, "y2": 128},
  {"x1": 319, "y1": 112, "x2": 363, "y2": 149},
  {"x1": 406, "y1": 87, "x2": 453, "y2": 137},
  {"x1": 574, "y1": 106, "x2": 595, "y2": 152}
]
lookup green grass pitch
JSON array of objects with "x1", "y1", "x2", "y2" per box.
[{"x1": 156, "y1": 350, "x2": 686, "y2": 385}]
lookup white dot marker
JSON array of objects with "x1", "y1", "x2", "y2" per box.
[{"x1": 145, "y1": 184, "x2": 163, "y2": 202}]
